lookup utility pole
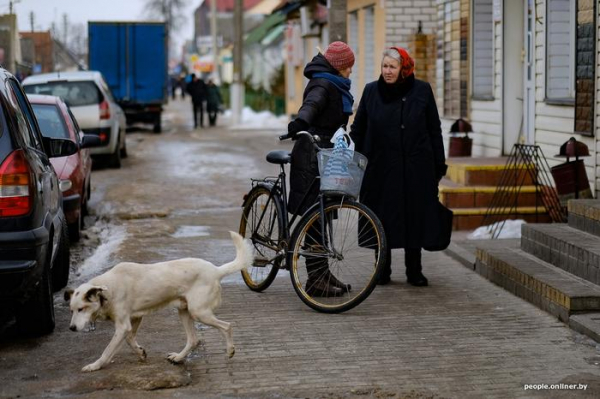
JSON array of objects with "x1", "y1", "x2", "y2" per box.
[
  {"x1": 62, "y1": 13, "x2": 68, "y2": 46},
  {"x1": 231, "y1": 0, "x2": 244, "y2": 125},
  {"x1": 328, "y1": 0, "x2": 347, "y2": 42},
  {"x1": 9, "y1": 0, "x2": 20, "y2": 15},
  {"x1": 29, "y1": 11, "x2": 34, "y2": 32},
  {"x1": 210, "y1": 0, "x2": 220, "y2": 83}
]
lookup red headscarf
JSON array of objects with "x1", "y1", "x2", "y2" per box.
[{"x1": 389, "y1": 47, "x2": 415, "y2": 82}]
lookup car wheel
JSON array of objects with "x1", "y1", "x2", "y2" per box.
[
  {"x1": 53, "y1": 218, "x2": 71, "y2": 290},
  {"x1": 153, "y1": 113, "x2": 162, "y2": 133},
  {"x1": 68, "y1": 211, "x2": 81, "y2": 242},
  {"x1": 120, "y1": 132, "x2": 128, "y2": 158},
  {"x1": 108, "y1": 132, "x2": 122, "y2": 168},
  {"x1": 16, "y1": 253, "x2": 55, "y2": 337}
]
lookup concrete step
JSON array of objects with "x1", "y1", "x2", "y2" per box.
[
  {"x1": 452, "y1": 207, "x2": 552, "y2": 231},
  {"x1": 521, "y1": 224, "x2": 600, "y2": 285},
  {"x1": 475, "y1": 244, "x2": 600, "y2": 323},
  {"x1": 440, "y1": 184, "x2": 545, "y2": 209},
  {"x1": 569, "y1": 313, "x2": 600, "y2": 343},
  {"x1": 446, "y1": 158, "x2": 535, "y2": 187},
  {"x1": 568, "y1": 199, "x2": 600, "y2": 238}
]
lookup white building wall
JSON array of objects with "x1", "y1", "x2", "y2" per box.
[
  {"x1": 469, "y1": 10, "x2": 502, "y2": 157},
  {"x1": 533, "y1": 0, "x2": 596, "y2": 194},
  {"x1": 384, "y1": 0, "x2": 438, "y2": 48}
]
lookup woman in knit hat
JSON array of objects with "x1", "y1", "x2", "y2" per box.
[
  {"x1": 286, "y1": 41, "x2": 355, "y2": 297},
  {"x1": 350, "y1": 47, "x2": 448, "y2": 287}
]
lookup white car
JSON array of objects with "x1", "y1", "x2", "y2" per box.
[{"x1": 23, "y1": 71, "x2": 127, "y2": 168}]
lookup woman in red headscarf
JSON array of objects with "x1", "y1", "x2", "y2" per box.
[{"x1": 350, "y1": 47, "x2": 447, "y2": 287}]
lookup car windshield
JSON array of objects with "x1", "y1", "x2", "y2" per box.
[
  {"x1": 31, "y1": 104, "x2": 70, "y2": 139},
  {"x1": 24, "y1": 81, "x2": 101, "y2": 107}
]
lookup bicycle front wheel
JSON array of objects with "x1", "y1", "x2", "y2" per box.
[
  {"x1": 289, "y1": 199, "x2": 387, "y2": 313},
  {"x1": 239, "y1": 185, "x2": 284, "y2": 291}
]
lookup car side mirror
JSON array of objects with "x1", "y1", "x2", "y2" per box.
[
  {"x1": 43, "y1": 137, "x2": 78, "y2": 158},
  {"x1": 80, "y1": 134, "x2": 102, "y2": 149}
]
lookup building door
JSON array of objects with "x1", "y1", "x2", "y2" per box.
[
  {"x1": 523, "y1": 0, "x2": 535, "y2": 144},
  {"x1": 502, "y1": 0, "x2": 524, "y2": 154}
]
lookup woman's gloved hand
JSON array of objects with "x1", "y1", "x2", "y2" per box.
[{"x1": 287, "y1": 118, "x2": 309, "y2": 139}]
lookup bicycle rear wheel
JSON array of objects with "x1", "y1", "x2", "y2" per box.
[
  {"x1": 239, "y1": 185, "x2": 284, "y2": 291},
  {"x1": 289, "y1": 199, "x2": 387, "y2": 313}
]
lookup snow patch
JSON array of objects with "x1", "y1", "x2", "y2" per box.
[
  {"x1": 467, "y1": 219, "x2": 526, "y2": 240},
  {"x1": 73, "y1": 223, "x2": 127, "y2": 284},
  {"x1": 224, "y1": 107, "x2": 288, "y2": 130},
  {"x1": 172, "y1": 225, "x2": 211, "y2": 238}
]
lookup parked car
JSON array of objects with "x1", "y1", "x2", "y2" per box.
[
  {"x1": 27, "y1": 94, "x2": 100, "y2": 242},
  {"x1": 0, "y1": 67, "x2": 78, "y2": 336},
  {"x1": 22, "y1": 71, "x2": 127, "y2": 168}
]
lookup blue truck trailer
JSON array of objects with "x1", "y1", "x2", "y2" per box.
[{"x1": 88, "y1": 21, "x2": 167, "y2": 133}]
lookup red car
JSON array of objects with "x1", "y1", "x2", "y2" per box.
[{"x1": 28, "y1": 94, "x2": 98, "y2": 241}]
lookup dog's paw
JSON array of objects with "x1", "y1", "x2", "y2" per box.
[
  {"x1": 81, "y1": 363, "x2": 101, "y2": 372},
  {"x1": 167, "y1": 352, "x2": 184, "y2": 364},
  {"x1": 227, "y1": 347, "x2": 235, "y2": 358},
  {"x1": 139, "y1": 348, "x2": 147, "y2": 361}
]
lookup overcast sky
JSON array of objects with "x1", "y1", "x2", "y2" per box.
[{"x1": 11, "y1": 0, "x2": 199, "y2": 50}]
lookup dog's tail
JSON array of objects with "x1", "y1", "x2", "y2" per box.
[{"x1": 217, "y1": 231, "x2": 255, "y2": 279}]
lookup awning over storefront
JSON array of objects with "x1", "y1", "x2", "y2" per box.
[{"x1": 244, "y1": 1, "x2": 302, "y2": 46}]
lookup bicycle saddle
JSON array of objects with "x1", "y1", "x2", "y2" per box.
[{"x1": 266, "y1": 150, "x2": 291, "y2": 165}]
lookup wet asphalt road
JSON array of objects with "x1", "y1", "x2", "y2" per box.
[{"x1": 0, "y1": 99, "x2": 292, "y2": 398}]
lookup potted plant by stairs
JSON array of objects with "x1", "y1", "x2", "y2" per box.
[{"x1": 448, "y1": 118, "x2": 473, "y2": 157}]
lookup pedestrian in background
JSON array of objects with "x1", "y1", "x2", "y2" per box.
[
  {"x1": 186, "y1": 74, "x2": 207, "y2": 129},
  {"x1": 287, "y1": 41, "x2": 355, "y2": 297},
  {"x1": 206, "y1": 79, "x2": 223, "y2": 126},
  {"x1": 350, "y1": 47, "x2": 447, "y2": 287},
  {"x1": 179, "y1": 74, "x2": 188, "y2": 99}
]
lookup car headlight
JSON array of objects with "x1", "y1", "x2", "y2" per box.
[{"x1": 59, "y1": 179, "x2": 73, "y2": 193}]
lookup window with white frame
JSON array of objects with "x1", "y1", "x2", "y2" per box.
[
  {"x1": 472, "y1": 0, "x2": 494, "y2": 99},
  {"x1": 546, "y1": 0, "x2": 576, "y2": 101}
]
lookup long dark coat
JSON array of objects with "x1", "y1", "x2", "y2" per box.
[
  {"x1": 350, "y1": 76, "x2": 447, "y2": 249},
  {"x1": 288, "y1": 54, "x2": 350, "y2": 215}
]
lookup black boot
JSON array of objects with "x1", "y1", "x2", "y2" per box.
[
  {"x1": 405, "y1": 248, "x2": 428, "y2": 287},
  {"x1": 305, "y1": 258, "x2": 344, "y2": 297},
  {"x1": 377, "y1": 248, "x2": 392, "y2": 285},
  {"x1": 325, "y1": 270, "x2": 352, "y2": 292}
]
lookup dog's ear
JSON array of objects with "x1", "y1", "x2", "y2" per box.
[
  {"x1": 85, "y1": 286, "x2": 108, "y2": 305},
  {"x1": 64, "y1": 288, "x2": 74, "y2": 302}
]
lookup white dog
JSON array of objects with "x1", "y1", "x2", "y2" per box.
[{"x1": 64, "y1": 231, "x2": 253, "y2": 372}]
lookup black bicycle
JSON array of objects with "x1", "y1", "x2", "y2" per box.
[{"x1": 239, "y1": 131, "x2": 387, "y2": 313}]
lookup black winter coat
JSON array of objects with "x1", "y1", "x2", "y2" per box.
[
  {"x1": 186, "y1": 79, "x2": 207, "y2": 105},
  {"x1": 288, "y1": 54, "x2": 350, "y2": 215},
  {"x1": 350, "y1": 75, "x2": 447, "y2": 249}
]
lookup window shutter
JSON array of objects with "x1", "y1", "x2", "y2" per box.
[
  {"x1": 348, "y1": 11, "x2": 359, "y2": 100},
  {"x1": 546, "y1": 0, "x2": 574, "y2": 100},
  {"x1": 364, "y1": 7, "x2": 375, "y2": 84},
  {"x1": 472, "y1": 0, "x2": 493, "y2": 98}
]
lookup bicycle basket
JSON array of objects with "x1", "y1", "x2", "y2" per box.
[{"x1": 317, "y1": 149, "x2": 368, "y2": 198}]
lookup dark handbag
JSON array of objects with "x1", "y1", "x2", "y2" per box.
[{"x1": 424, "y1": 202, "x2": 453, "y2": 251}]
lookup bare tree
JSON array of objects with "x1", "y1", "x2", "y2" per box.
[
  {"x1": 53, "y1": 14, "x2": 87, "y2": 60},
  {"x1": 143, "y1": 0, "x2": 189, "y2": 48}
]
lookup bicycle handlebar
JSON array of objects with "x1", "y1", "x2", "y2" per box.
[{"x1": 279, "y1": 131, "x2": 320, "y2": 143}]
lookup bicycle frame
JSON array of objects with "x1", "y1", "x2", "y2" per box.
[
  {"x1": 247, "y1": 131, "x2": 349, "y2": 265},
  {"x1": 251, "y1": 163, "x2": 320, "y2": 243}
]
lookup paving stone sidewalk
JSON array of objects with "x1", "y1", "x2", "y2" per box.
[{"x1": 172, "y1": 242, "x2": 600, "y2": 398}]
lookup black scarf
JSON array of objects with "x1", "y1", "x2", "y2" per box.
[{"x1": 377, "y1": 74, "x2": 415, "y2": 103}]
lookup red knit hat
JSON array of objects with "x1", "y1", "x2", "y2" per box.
[{"x1": 324, "y1": 41, "x2": 355, "y2": 71}]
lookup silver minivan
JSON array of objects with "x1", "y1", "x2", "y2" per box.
[{"x1": 23, "y1": 71, "x2": 127, "y2": 168}]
